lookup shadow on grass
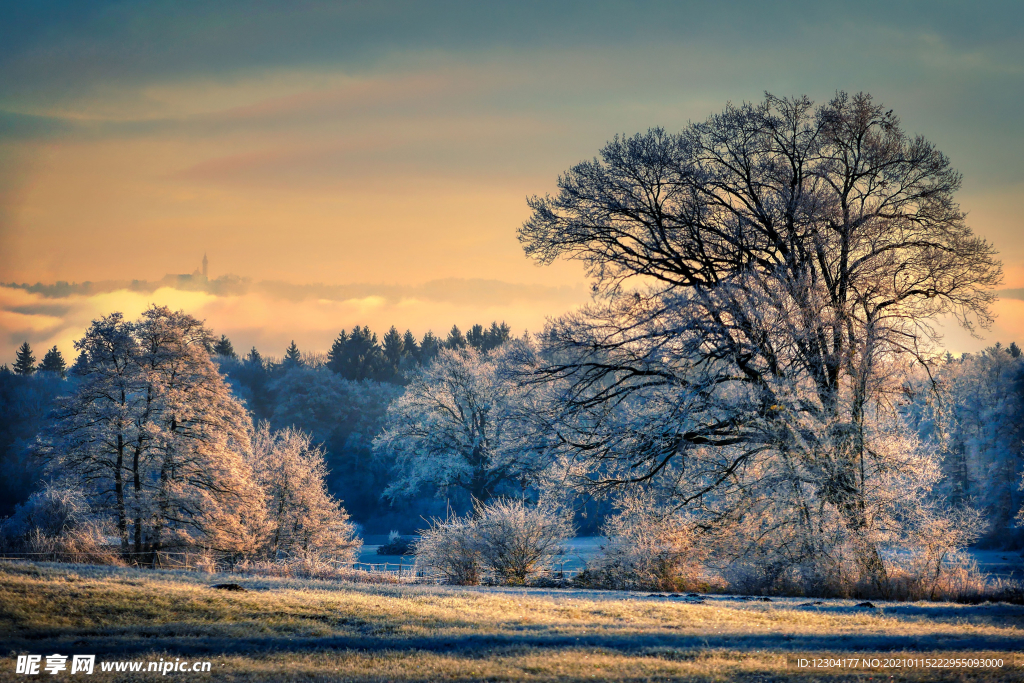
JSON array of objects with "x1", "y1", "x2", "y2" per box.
[{"x1": 8, "y1": 626, "x2": 1024, "y2": 659}]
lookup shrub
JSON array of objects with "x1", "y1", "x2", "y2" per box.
[
  {"x1": 0, "y1": 482, "x2": 120, "y2": 565},
  {"x1": 415, "y1": 499, "x2": 574, "y2": 586},
  {"x1": 708, "y1": 501, "x2": 997, "y2": 601},
  {"x1": 580, "y1": 496, "x2": 712, "y2": 592},
  {"x1": 413, "y1": 513, "x2": 482, "y2": 585},
  {"x1": 473, "y1": 498, "x2": 574, "y2": 585}
]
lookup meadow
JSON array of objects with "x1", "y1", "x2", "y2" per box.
[{"x1": 1, "y1": 561, "x2": 1023, "y2": 682}]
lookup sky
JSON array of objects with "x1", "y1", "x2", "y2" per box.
[{"x1": 1, "y1": 0, "x2": 1023, "y2": 360}]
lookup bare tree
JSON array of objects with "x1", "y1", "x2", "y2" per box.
[
  {"x1": 517, "y1": 92, "x2": 1002, "y2": 588},
  {"x1": 374, "y1": 347, "x2": 538, "y2": 502}
]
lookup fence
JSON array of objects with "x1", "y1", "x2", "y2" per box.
[{"x1": 0, "y1": 549, "x2": 585, "y2": 585}]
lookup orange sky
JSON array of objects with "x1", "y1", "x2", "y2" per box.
[{"x1": 1, "y1": 2, "x2": 1022, "y2": 360}]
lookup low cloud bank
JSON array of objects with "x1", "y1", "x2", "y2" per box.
[
  {"x1": 2, "y1": 280, "x2": 1021, "y2": 366},
  {"x1": 0, "y1": 278, "x2": 590, "y2": 364}
]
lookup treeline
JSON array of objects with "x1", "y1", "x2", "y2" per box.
[
  {"x1": 210, "y1": 321, "x2": 511, "y2": 383},
  {"x1": 4, "y1": 328, "x2": 1023, "y2": 547},
  {"x1": 0, "y1": 320, "x2": 515, "y2": 530}
]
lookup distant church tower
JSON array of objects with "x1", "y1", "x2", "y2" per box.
[{"x1": 202, "y1": 253, "x2": 208, "y2": 279}]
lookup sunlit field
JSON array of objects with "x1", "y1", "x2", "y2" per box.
[{"x1": 1, "y1": 561, "x2": 1022, "y2": 682}]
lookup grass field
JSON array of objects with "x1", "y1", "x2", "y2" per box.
[{"x1": 1, "y1": 561, "x2": 1023, "y2": 682}]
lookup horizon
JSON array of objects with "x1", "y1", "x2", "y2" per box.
[
  {"x1": 3, "y1": 267, "x2": 1023, "y2": 363},
  {"x1": 0, "y1": 268, "x2": 593, "y2": 363}
]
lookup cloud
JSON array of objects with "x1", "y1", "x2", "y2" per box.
[{"x1": 0, "y1": 279, "x2": 590, "y2": 364}]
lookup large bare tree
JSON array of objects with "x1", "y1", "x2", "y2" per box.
[{"x1": 517, "y1": 93, "x2": 1002, "y2": 588}]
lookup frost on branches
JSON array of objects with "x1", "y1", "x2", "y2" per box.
[
  {"x1": 42, "y1": 307, "x2": 263, "y2": 562},
  {"x1": 249, "y1": 422, "x2": 360, "y2": 562},
  {"x1": 36, "y1": 306, "x2": 363, "y2": 566},
  {"x1": 517, "y1": 92, "x2": 1002, "y2": 591},
  {"x1": 905, "y1": 347, "x2": 1024, "y2": 542},
  {"x1": 374, "y1": 347, "x2": 542, "y2": 503},
  {"x1": 414, "y1": 498, "x2": 573, "y2": 586}
]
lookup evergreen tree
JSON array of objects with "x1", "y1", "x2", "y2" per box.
[
  {"x1": 467, "y1": 324, "x2": 486, "y2": 350},
  {"x1": 402, "y1": 329, "x2": 419, "y2": 360},
  {"x1": 445, "y1": 325, "x2": 467, "y2": 350},
  {"x1": 213, "y1": 334, "x2": 237, "y2": 359},
  {"x1": 39, "y1": 346, "x2": 67, "y2": 378},
  {"x1": 283, "y1": 340, "x2": 303, "y2": 368},
  {"x1": 484, "y1": 321, "x2": 512, "y2": 351},
  {"x1": 335, "y1": 326, "x2": 382, "y2": 381},
  {"x1": 0, "y1": 364, "x2": 10, "y2": 375},
  {"x1": 326, "y1": 330, "x2": 349, "y2": 375},
  {"x1": 70, "y1": 351, "x2": 89, "y2": 376},
  {"x1": 1009, "y1": 342, "x2": 1021, "y2": 359},
  {"x1": 246, "y1": 346, "x2": 264, "y2": 367},
  {"x1": 13, "y1": 342, "x2": 35, "y2": 375},
  {"x1": 420, "y1": 331, "x2": 441, "y2": 363},
  {"x1": 381, "y1": 326, "x2": 405, "y2": 380}
]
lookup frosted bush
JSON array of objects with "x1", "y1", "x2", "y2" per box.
[
  {"x1": 413, "y1": 512, "x2": 482, "y2": 585},
  {"x1": 415, "y1": 499, "x2": 574, "y2": 586},
  {"x1": 0, "y1": 482, "x2": 119, "y2": 564},
  {"x1": 473, "y1": 498, "x2": 574, "y2": 585},
  {"x1": 583, "y1": 496, "x2": 710, "y2": 592}
]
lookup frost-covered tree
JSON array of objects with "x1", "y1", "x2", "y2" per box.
[
  {"x1": 47, "y1": 313, "x2": 139, "y2": 553},
  {"x1": 374, "y1": 347, "x2": 536, "y2": 502},
  {"x1": 43, "y1": 306, "x2": 262, "y2": 561},
  {"x1": 13, "y1": 342, "x2": 35, "y2": 376},
  {"x1": 906, "y1": 347, "x2": 1024, "y2": 541},
  {"x1": 517, "y1": 92, "x2": 1003, "y2": 588},
  {"x1": 134, "y1": 306, "x2": 262, "y2": 557},
  {"x1": 249, "y1": 423, "x2": 360, "y2": 561}
]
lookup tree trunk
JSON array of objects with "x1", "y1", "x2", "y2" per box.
[{"x1": 114, "y1": 432, "x2": 129, "y2": 556}]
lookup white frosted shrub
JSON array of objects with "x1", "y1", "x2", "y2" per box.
[
  {"x1": 414, "y1": 512, "x2": 482, "y2": 585},
  {"x1": 0, "y1": 482, "x2": 119, "y2": 564},
  {"x1": 415, "y1": 499, "x2": 574, "y2": 586},
  {"x1": 585, "y1": 495, "x2": 708, "y2": 591},
  {"x1": 473, "y1": 498, "x2": 574, "y2": 585}
]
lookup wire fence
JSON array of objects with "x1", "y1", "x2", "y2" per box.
[{"x1": 0, "y1": 550, "x2": 584, "y2": 586}]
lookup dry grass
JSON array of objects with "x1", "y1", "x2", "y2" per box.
[{"x1": 1, "y1": 561, "x2": 1023, "y2": 681}]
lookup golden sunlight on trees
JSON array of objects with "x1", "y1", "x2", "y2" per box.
[{"x1": 517, "y1": 92, "x2": 1003, "y2": 592}]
